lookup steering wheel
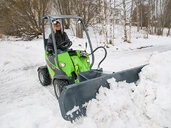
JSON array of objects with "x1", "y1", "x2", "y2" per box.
[
  {"x1": 57, "y1": 40, "x2": 72, "y2": 50},
  {"x1": 57, "y1": 41, "x2": 68, "y2": 47}
]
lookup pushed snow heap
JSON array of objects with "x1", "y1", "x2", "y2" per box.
[{"x1": 74, "y1": 51, "x2": 171, "y2": 128}]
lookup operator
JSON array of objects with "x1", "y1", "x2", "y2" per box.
[{"x1": 46, "y1": 20, "x2": 72, "y2": 54}]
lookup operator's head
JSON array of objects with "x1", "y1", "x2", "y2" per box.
[{"x1": 53, "y1": 20, "x2": 61, "y2": 33}]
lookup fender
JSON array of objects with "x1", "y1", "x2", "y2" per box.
[
  {"x1": 37, "y1": 65, "x2": 47, "y2": 71},
  {"x1": 52, "y1": 69, "x2": 74, "y2": 85}
]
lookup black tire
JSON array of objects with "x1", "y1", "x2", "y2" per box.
[
  {"x1": 53, "y1": 79, "x2": 68, "y2": 99},
  {"x1": 38, "y1": 67, "x2": 51, "y2": 86}
]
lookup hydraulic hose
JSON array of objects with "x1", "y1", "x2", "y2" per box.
[{"x1": 88, "y1": 46, "x2": 107, "y2": 69}]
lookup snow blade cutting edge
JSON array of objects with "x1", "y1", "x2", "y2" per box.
[{"x1": 58, "y1": 65, "x2": 145, "y2": 121}]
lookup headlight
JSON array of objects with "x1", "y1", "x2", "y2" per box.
[
  {"x1": 87, "y1": 59, "x2": 90, "y2": 63},
  {"x1": 60, "y1": 63, "x2": 65, "y2": 67}
]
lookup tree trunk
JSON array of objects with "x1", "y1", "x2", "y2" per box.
[
  {"x1": 112, "y1": 0, "x2": 116, "y2": 44},
  {"x1": 154, "y1": 0, "x2": 158, "y2": 34},
  {"x1": 135, "y1": 0, "x2": 140, "y2": 32},
  {"x1": 157, "y1": 0, "x2": 163, "y2": 35},
  {"x1": 104, "y1": 0, "x2": 108, "y2": 44},
  {"x1": 167, "y1": 22, "x2": 171, "y2": 36},
  {"x1": 123, "y1": 0, "x2": 127, "y2": 42},
  {"x1": 147, "y1": 0, "x2": 151, "y2": 38},
  {"x1": 109, "y1": 0, "x2": 113, "y2": 44},
  {"x1": 151, "y1": 0, "x2": 154, "y2": 34},
  {"x1": 140, "y1": 1, "x2": 143, "y2": 29},
  {"x1": 76, "y1": 22, "x2": 83, "y2": 38},
  {"x1": 167, "y1": 27, "x2": 170, "y2": 37},
  {"x1": 128, "y1": 0, "x2": 134, "y2": 43},
  {"x1": 64, "y1": 19, "x2": 70, "y2": 29},
  {"x1": 100, "y1": 0, "x2": 105, "y2": 37}
]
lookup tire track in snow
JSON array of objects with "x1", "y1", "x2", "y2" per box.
[
  {"x1": 0, "y1": 63, "x2": 44, "y2": 84},
  {"x1": 44, "y1": 85, "x2": 56, "y2": 97},
  {"x1": 0, "y1": 67, "x2": 61, "y2": 118}
]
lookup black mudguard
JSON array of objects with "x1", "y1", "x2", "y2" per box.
[
  {"x1": 37, "y1": 65, "x2": 47, "y2": 71},
  {"x1": 58, "y1": 65, "x2": 146, "y2": 121}
]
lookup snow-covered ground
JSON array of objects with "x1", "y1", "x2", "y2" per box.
[
  {"x1": 74, "y1": 51, "x2": 171, "y2": 128},
  {"x1": 0, "y1": 28, "x2": 171, "y2": 128}
]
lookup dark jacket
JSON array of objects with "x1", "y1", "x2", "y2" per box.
[{"x1": 47, "y1": 30, "x2": 71, "y2": 51}]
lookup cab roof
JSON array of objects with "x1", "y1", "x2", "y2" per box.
[{"x1": 43, "y1": 15, "x2": 82, "y2": 20}]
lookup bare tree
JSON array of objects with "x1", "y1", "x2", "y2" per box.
[
  {"x1": 99, "y1": 0, "x2": 105, "y2": 39},
  {"x1": 165, "y1": 0, "x2": 171, "y2": 36},
  {"x1": 135, "y1": 0, "x2": 140, "y2": 32},
  {"x1": 154, "y1": 0, "x2": 158, "y2": 34},
  {"x1": 109, "y1": 0, "x2": 116, "y2": 44},
  {"x1": 123, "y1": 0, "x2": 128, "y2": 42},
  {"x1": 112, "y1": 0, "x2": 116, "y2": 44},
  {"x1": 0, "y1": 0, "x2": 50, "y2": 40},
  {"x1": 146, "y1": 0, "x2": 151, "y2": 38},
  {"x1": 104, "y1": 0, "x2": 108, "y2": 44},
  {"x1": 150, "y1": 0, "x2": 155, "y2": 34},
  {"x1": 52, "y1": 0, "x2": 97, "y2": 38},
  {"x1": 128, "y1": 0, "x2": 134, "y2": 42},
  {"x1": 154, "y1": 0, "x2": 168, "y2": 35},
  {"x1": 109, "y1": 0, "x2": 113, "y2": 44},
  {"x1": 53, "y1": 0, "x2": 97, "y2": 27},
  {"x1": 52, "y1": 0, "x2": 71, "y2": 29},
  {"x1": 167, "y1": 21, "x2": 171, "y2": 36}
]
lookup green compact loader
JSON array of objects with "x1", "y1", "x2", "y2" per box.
[{"x1": 38, "y1": 15, "x2": 145, "y2": 121}]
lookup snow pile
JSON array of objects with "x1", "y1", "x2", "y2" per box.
[
  {"x1": 133, "y1": 51, "x2": 171, "y2": 127},
  {"x1": 74, "y1": 51, "x2": 171, "y2": 128}
]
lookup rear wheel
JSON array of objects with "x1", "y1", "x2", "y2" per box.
[
  {"x1": 53, "y1": 79, "x2": 68, "y2": 99},
  {"x1": 38, "y1": 67, "x2": 51, "y2": 86}
]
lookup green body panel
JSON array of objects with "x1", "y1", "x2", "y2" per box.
[
  {"x1": 75, "y1": 51, "x2": 90, "y2": 73},
  {"x1": 45, "y1": 50, "x2": 90, "y2": 82},
  {"x1": 70, "y1": 56, "x2": 90, "y2": 74},
  {"x1": 58, "y1": 52, "x2": 75, "y2": 77}
]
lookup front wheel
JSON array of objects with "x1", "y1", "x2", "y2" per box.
[
  {"x1": 38, "y1": 67, "x2": 51, "y2": 86},
  {"x1": 53, "y1": 79, "x2": 68, "y2": 99}
]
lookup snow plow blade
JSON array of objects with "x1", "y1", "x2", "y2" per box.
[{"x1": 58, "y1": 65, "x2": 145, "y2": 121}]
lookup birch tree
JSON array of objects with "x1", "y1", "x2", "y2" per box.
[
  {"x1": 135, "y1": 0, "x2": 140, "y2": 32},
  {"x1": 166, "y1": 0, "x2": 171, "y2": 36},
  {"x1": 128, "y1": 0, "x2": 134, "y2": 42},
  {"x1": 109, "y1": 0, "x2": 113, "y2": 44},
  {"x1": 112, "y1": 0, "x2": 116, "y2": 44},
  {"x1": 52, "y1": 0, "x2": 71, "y2": 28},
  {"x1": 146, "y1": 0, "x2": 151, "y2": 38},
  {"x1": 104, "y1": 0, "x2": 108, "y2": 45},
  {"x1": 99, "y1": 0, "x2": 106, "y2": 43},
  {"x1": 123, "y1": 0, "x2": 128, "y2": 42}
]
